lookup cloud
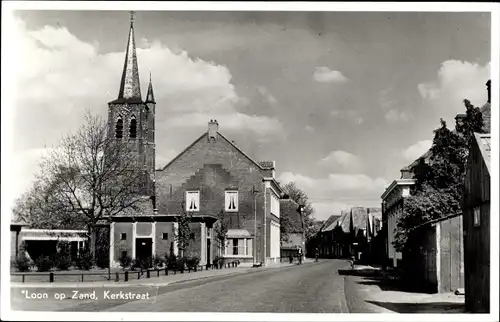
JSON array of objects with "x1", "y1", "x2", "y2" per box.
[
  {"x1": 305, "y1": 125, "x2": 315, "y2": 133},
  {"x1": 329, "y1": 109, "x2": 364, "y2": 125},
  {"x1": 12, "y1": 18, "x2": 283, "y2": 146},
  {"x1": 402, "y1": 140, "x2": 432, "y2": 161},
  {"x1": 156, "y1": 149, "x2": 178, "y2": 170},
  {"x1": 257, "y1": 86, "x2": 278, "y2": 106},
  {"x1": 317, "y1": 150, "x2": 363, "y2": 173},
  {"x1": 278, "y1": 171, "x2": 386, "y2": 221},
  {"x1": 10, "y1": 18, "x2": 286, "y2": 198},
  {"x1": 385, "y1": 109, "x2": 411, "y2": 123},
  {"x1": 313, "y1": 66, "x2": 349, "y2": 83},
  {"x1": 417, "y1": 60, "x2": 490, "y2": 121}
]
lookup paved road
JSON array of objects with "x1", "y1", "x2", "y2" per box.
[{"x1": 13, "y1": 260, "x2": 365, "y2": 313}]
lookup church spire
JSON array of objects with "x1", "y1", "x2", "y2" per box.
[
  {"x1": 145, "y1": 71, "x2": 156, "y2": 104},
  {"x1": 117, "y1": 11, "x2": 142, "y2": 102}
]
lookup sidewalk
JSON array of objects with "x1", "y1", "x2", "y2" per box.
[
  {"x1": 345, "y1": 267, "x2": 465, "y2": 313},
  {"x1": 11, "y1": 260, "x2": 317, "y2": 288},
  {"x1": 11, "y1": 267, "x2": 251, "y2": 288}
]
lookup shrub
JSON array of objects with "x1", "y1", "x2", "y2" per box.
[
  {"x1": 153, "y1": 255, "x2": 165, "y2": 268},
  {"x1": 119, "y1": 253, "x2": 133, "y2": 269},
  {"x1": 213, "y1": 256, "x2": 222, "y2": 268},
  {"x1": 165, "y1": 253, "x2": 177, "y2": 269},
  {"x1": 15, "y1": 254, "x2": 32, "y2": 272},
  {"x1": 76, "y1": 250, "x2": 94, "y2": 270},
  {"x1": 131, "y1": 258, "x2": 151, "y2": 270},
  {"x1": 185, "y1": 253, "x2": 200, "y2": 270},
  {"x1": 35, "y1": 255, "x2": 54, "y2": 272},
  {"x1": 55, "y1": 241, "x2": 72, "y2": 270},
  {"x1": 96, "y1": 256, "x2": 108, "y2": 269},
  {"x1": 175, "y1": 257, "x2": 186, "y2": 271}
]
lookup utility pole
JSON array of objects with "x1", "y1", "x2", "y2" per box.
[{"x1": 252, "y1": 185, "x2": 259, "y2": 265}]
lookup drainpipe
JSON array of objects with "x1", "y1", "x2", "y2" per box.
[{"x1": 263, "y1": 181, "x2": 267, "y2": 266}]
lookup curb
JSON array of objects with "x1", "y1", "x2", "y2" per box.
[
  {"x1": 10, "y1": 261, "x2": 319, "y2": 288},
  {"x1": 10, "y1": 269, "x2": 251, "y2": 289}
]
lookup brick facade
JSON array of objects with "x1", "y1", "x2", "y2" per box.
[{"x1": 155, "y1": 123, "x2": 282, "y2": 264}]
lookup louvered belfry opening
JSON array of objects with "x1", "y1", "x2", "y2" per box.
[
  {"x1": 129, "y1": 116, "x2": 137, "y2": 139},
  {"x1": 116, "y1": 117, "x2": 124, "y2": 139}
]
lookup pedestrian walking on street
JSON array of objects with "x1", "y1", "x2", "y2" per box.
[
  {"x1": 315, "y1": 248, "x2": 319, "y2": 262},
  {"x1": 297, "y1": 246, "x2": 303, "y2": 265},
  {"x1": 350, "y1": 255, "x2": 356, "y2": 269}
]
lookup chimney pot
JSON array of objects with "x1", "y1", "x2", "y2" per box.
[
  {"x1": 400, "y1": 167, "x2": 412, "y2": 179},
  {"x1": 486, "y1": 80, "x2": 491, "y2": 103},
  {"x1": 208, "y1": 119, "x2": 219, "y2": 140}
]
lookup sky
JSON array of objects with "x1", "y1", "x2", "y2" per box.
[{"x1": 5, "y1": 10, "x2": 492, "y2": 221}]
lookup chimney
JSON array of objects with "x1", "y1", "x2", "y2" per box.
[
  {"x1": 455, "y1": 113, "x2": 466, "y2": 128},
  {"x1": 486, "y1": 80, "x2": 491, "y2": 103},
  {"x1": 400, "y1": 166, "x2": 412, "y2": 179},
  {"x1": 208, "y1": 119, "x2": 219, "y2": 140}
]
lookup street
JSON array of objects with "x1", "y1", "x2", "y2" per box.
[{"x1": 12, "y1": 260, "x2": 374, "y2": 313}]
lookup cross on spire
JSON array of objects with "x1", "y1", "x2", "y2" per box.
[{"x1": 130, "y1": 11, "x2": 136, "y2": 25}]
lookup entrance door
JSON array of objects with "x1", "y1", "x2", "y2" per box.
[
  {"x1": 135, "y1": 238, "x2": 153, "y2": 267},
  {"x1": 207, "y1": 239, "x2": 211, "y2": 264}
]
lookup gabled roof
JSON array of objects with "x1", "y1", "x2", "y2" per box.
[
  {"x1": 321, "y1": 214, "x2": 341, "y2": 232},
  {"x1": 474, "y1": 132, "x2": 491, "y2": 174},
  {"x1": 324, "y1": 215, "x2": 342, "y2": 231},
  {"x1": 158, "y1": 131, "x2": 268, "y2": 173},
  {"x1": 350, "y1": 207, "x2": 369, "y2": 232}
]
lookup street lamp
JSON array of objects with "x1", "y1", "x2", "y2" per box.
[
  {"x1": 252, "y1": 185, "x2": 259, "y2": 265},
  {"x1": 297, "y1": 205, "x2": 305, "y2": 260}
]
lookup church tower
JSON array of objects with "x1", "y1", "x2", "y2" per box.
[{"x1": 108, "y1": 12, "x2": 156, "y2": 196}]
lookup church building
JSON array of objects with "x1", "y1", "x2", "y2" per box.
[{"x1": 104, "y1": 14, "x2": 283, "y2": 268}]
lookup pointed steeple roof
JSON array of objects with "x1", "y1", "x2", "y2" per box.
[
  {"x1": 114, "y1": 12, "x2": 142, "y2": 103},
  {"x1": 145, "y1": 71, "x2": 156, "y2": 104}
]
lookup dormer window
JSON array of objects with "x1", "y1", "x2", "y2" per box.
[
  {"x1": 116, "y1": 116, "x2": 123, "y2": 139},
  {"x1": 129, "y1": 116, "x2": 137, "y2": 139},
  {"x1": 186, "y1": 191, "x2": 200, "y2": 212}
]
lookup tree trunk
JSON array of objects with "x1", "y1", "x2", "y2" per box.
[{"x1": 88, "y1": 225, "x2": 97, "y2": 261}]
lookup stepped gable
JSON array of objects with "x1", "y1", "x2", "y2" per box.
[{"x1": 158, "y1": 164, "x2": 239, "y2": 215}]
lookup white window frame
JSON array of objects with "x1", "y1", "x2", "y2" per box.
[
  {"x1": 473, "y1": 206, "x2": 481, "y2": 227},
  {"x1": 223, "y1": 238, "x2": 253, "y2": 258},
  {"x1": 225, "y1": 191, "x2": 239, "y2": 212},
  {"x1": 186, "y1": 191, "x2": 200, "y2": 212}
]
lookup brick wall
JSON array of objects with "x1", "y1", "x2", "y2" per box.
[
  {"x1": 114, "y1": 223, "x2": 133, "y2": 260},
  {"x1": 156, "y1": 131, "x2": 275, "y2": 263},
  {"x1": 155, "y1": 222, "x2": 175, "y2": 257}
]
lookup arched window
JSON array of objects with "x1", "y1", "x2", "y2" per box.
[
  {"x1": 115, "y1": 116, "x2": 123, "y2": 139},
  {"x1": 129, "y1": 116, "x2": 137, "y2": 139}
]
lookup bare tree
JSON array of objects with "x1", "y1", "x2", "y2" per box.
[{"x1": 15, "y1": 111, "x2": 150, "y2": 260}]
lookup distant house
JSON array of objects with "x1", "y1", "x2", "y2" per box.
[
  {"x1": 381, "y1": 167, "x2": 416, "y2": 268},
  {"x1": 279, "y1": 199, "x2": 305, "y2": 260},
  {"x1": 365, "y1": 208, "x2": 384, "y2": 264},
  {"x1": 10, "y1": 217, "x2": 88, "y2": 266},
  {"x1": 317, "y1": 214, "x2": 341, "y2": 257},
  {"x1": 316, "y1": 207, "x2": 381, "y2": 260},
  {"x1": 463, "y1": 132, "x2": 491, "y2": 313},
  {"x1": 403, "y1": 214, "x2": 464, "y2": 293}
]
